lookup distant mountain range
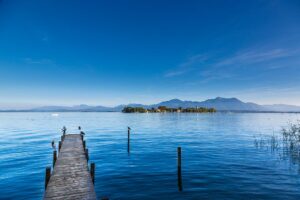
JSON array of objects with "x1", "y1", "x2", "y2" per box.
[{"x1": 1, "y1": 97, "x2": 300, "y2": 112}]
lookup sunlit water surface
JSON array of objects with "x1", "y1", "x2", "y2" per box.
[{"x1": 0, "y1": 112, "x2": 300, "y2": 200}]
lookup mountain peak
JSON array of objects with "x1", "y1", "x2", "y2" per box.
[
  {"x1": 212, "y1": 97, "x2": 242, "y2": 103},
  {"x1": 156, "y1": 99, "x2": 184, "y2": 107},
  {"x1": 166, "y1": 99, "x2": 183, "y2": 103}
]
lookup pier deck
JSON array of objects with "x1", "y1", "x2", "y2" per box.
[{"x1": 44, "y1": 134, "x2": 96, "y2": 200}]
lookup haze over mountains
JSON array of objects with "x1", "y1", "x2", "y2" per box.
[{"x1": 2, "y1": 97, "x2": 300, "y2": 112}]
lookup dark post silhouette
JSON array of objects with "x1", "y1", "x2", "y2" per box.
[
  {"x1": 127, "y1": 127, "x2": 131, "y2": 153},
  {"x1": 45, "y1": 167, "x2": 51, "y2": 189},
  {"x1": 62, "y1": 126, "x2": 67, "y2": 138},
  {"x1": 85, "y1": 148, "x2": 89, "y2": 161},
  {"x1": 177, "y1": 147, "x2": 182, "y2": 191},
  {"x1": 51, "y1": 140, "x2": 55, "y2": 149},
  {"x1": 83, "y1": 140, "x2": 86, "y2": 150},
  {"x1": 90, "y1": 163, "x2": 95, "y2": 184},
  {"x1": 53, "y1": 150, "x2": 57, "y2": 167},
  {"x1": 58, "y1": 141, "x2": 62, "y2": 152}
]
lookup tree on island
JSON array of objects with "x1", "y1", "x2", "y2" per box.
[{"x1": 122, "y1": 107, "x2": 147, "y2": 113}]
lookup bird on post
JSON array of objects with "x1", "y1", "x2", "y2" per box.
[
  {"x1": 51, "y1": 140, "x2": 56, "y2": 150},
  {"x1": 62, "y1": 126, "x2": 67, "y2": 136}
]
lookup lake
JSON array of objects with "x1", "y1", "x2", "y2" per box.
[{"x1": 0, "y1": 112, "x2": 300, "y2": 200}]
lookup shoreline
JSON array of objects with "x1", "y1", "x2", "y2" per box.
[{"x1": 0, "y1": 111, "x2": 299, "y2": 113}]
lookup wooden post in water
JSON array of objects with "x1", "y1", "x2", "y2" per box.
[
  {"x1": 127, "y1": 127, "x2": 130, "y2": 153},
  {"x1": 177, "y1": 147, "x2": 182, "y2": 191},
  {"x1": 58, "y1": 141, "x2": 62, "y2": 152},
  {"x1": 85, "y1": 148, "x2": 89, "y2": 161},
  {"x1": 83, "y1": 140, "x2": 86, "y2": 150},
  {"x1": 45, "y1": 167, "x2": 51, "y2": 189},
  {"x1": 90, "y1": 163, "x2": 95, "y2": 184},
  {"x1": 53, "y1": 150, "x2": 57, "y2": 167}
]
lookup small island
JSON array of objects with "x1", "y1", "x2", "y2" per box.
[{"x1": 122, "y1": 106, "x2": 216, "y2": 113}]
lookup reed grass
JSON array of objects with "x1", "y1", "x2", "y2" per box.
[{"x1": 254, "y1": 120, "x2": 300, "y2": 164}]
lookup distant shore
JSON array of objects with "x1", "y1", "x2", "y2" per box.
[
  {"x1": 122, "y1": 106, "x2": 216, "y2": 113},
  {"x1": 0, "y1": 110, "x2": 300, "y2": 114},
  {"x1": 1, "y1": 97, "x2": 300, "y2": 113}
]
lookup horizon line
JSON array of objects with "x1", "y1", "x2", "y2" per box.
[{"x1": 1, "y1": 96, "x2": 300, "y2": 110}]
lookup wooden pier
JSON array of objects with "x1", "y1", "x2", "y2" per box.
[{"x1": 44, "y1": 134, "x2": 97, "y2": 200}]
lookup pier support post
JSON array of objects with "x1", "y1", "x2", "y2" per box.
[
  {"x1": 85, "y1": 148, "x2": 89, "y2": 161},
  {"x1": 83, "y1": 140, "x2": 86, "y2": 150},
  {"x1": 58, "y1": 141, "x2": 62, "y2": 152},
  {"x1": 61, "y1": 135, "x2": 64, "y2": 142},
  {"x1": 53, "y1": 150, "x2": 57, "y2": 167},
  {"x1": 127, "y1": 127, "x2": 130, "y2": 153},
  {"x1": 90, "y1": 163, "x2": 95, "y2": 184},
  {"x1": 177, "y1": 147, "x2": 182, "y2": 191},
  {"x1": 45, "y1": 167, "x2": 51, "y2": 189}
]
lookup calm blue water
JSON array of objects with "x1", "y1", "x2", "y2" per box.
[{"x1": 0, "y1": 112, "x2": 300, "y2": 200}]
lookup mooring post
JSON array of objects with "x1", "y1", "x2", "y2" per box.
[
  {"x1": 90, "y1": 162, "x2": 95, "y2": 184},
  {"x1": 58, "y1": 141, "x2": 62, "y2": 152},
  {"x1": 45, "y1": 167, "x2": 51, "y2": 189},
  {"x1": 127, "y1": 127, "x2": 130, "y2": 153},
  {"x1": 85, "y1": 148, "x2": 89, "y2": 161},
  {"x1": 53, "y1": 150, "x2": 57, "y2": 167},
  {"x1": 81, "y1": 134, "x2": 84, "y2": 141},
  {"x1": 177, "y1": 147, "x2": 182, "y2": 191},
  {"x1": 83, "y1": 140, "x2": 86, "y2": 150}
]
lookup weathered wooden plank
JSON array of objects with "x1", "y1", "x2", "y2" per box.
[{"x1": 44, "y1": 134, "x2": 96, "y2": 200}]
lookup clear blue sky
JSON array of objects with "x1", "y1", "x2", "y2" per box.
[{"x1": 0, "y1": 0, "x2": 300, "y2": 108}]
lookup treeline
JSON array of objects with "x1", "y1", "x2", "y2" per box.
[{"x1": 122, "y1": 106, "x2": 216, "y2": 113}]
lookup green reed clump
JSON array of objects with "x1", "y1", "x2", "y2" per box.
[
  {"x1": 253, "y1": 121, "x2": 300, "y2": 165},
  {"x1": 282, "y1": 121, "x2": 300, "y2": 153}
]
